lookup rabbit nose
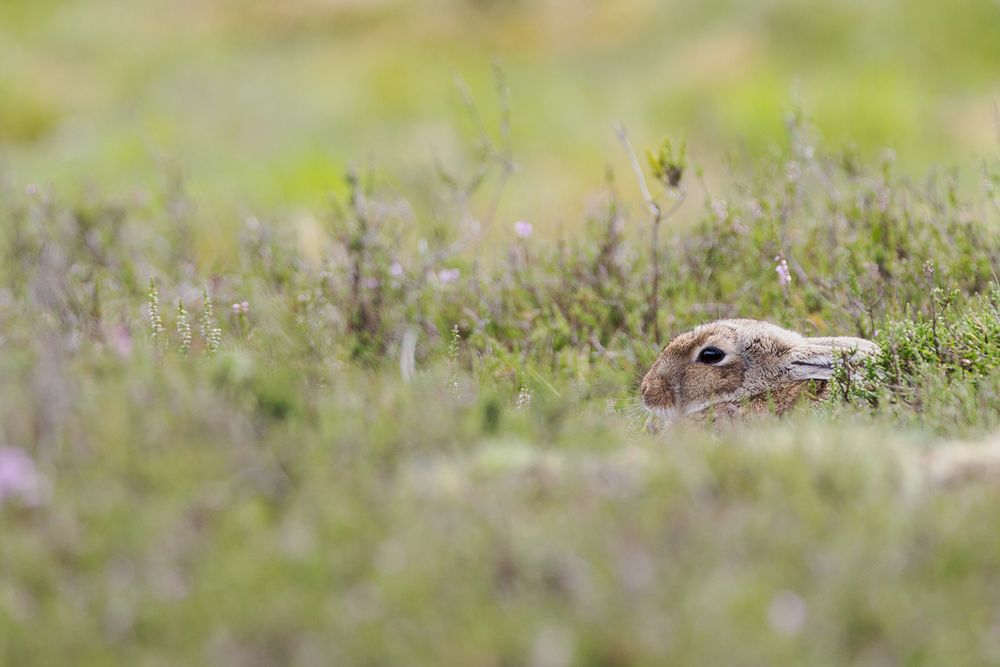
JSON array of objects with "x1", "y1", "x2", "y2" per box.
[{"x1": 640, "y1": 378, "x2": 653, "y2": 403}]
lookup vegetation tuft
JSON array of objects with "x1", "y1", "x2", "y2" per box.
[{"x1": 0, "y1": 117, "x2": 998, "y2": 664}]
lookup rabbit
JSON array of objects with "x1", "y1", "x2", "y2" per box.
[{"x1": 640, "y1": 319, "x2": 879, "y2": 423}]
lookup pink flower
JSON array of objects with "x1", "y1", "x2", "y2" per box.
[
  {"x1": 514, "y1": 221, "x2": 533, "y2": 239},
  {"x1": 711, "y1": 199, "x2": 728, "y2": 222},
  {"x1": 390, "y1": 262, "x2": 404, "y2": 277},
  {"x1": 437, "y1": 268, "x2": 460, "y2": 284},
  {"x1": 0, "y1": 447, "x2": 47, "y2": 506},
  {"x1": 774, "y1": 255, "x2": 792, "y2": 287},
  {"x1": 109, "y1": 325, "x2": 133, "y2": 358}
]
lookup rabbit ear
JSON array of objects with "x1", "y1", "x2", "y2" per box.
[
  {"x1": 786, "y1": 337, "x2": 878, "y2": 381},
  {"x1": 787, "y1": 344, "x2": 839, "y2": 380},
  {"x1": 807, "y1": 336, "x2": 880, "y2": 355}
]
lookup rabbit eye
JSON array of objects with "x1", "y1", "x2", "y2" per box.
[{"x1": 697, "y1": 347, "x2": 726, "y2": 364}]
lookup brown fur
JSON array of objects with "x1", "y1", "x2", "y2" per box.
[{"x1": 640, "y1": 319, "x2": 877, "y2": 423}]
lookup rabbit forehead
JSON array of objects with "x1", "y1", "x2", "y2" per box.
[{"x1": 679, "y1": 319, "x2": 803, "y2": 354}]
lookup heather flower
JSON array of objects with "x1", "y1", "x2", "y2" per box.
[
  {"x1": 710, "y1": 199, "x2": 728, "y2": 223},
  {"x1": 200, "y1": 287, "x2": 222, "y2": 354},
  {"x1": 516, "y1": 373, "x2": 532, "y2": 409},
  {"x1": 109, "y1": 324, "x2": 133, "y2": 358},
  {"x1": 147, "y1": 279, "x2": 165, "y2": 344},
  {"x1": 447, "y1": 324, "x2": 460, "y2": 392},
  {"x1": 0, "y1": 447, "x2": 47, "y2": 507},
  {"x1": 514, "y1": 220, "x2": 533, "y2": 239},
  {"x1": 774, "y1": 255, "x2": 792, "y2": 287},
  {"x1": 437, "y1": 268, "x2": 460, "y2": 284},
  {"x1": 176, "y1": 301, "x2": 192, "y2": 356}
]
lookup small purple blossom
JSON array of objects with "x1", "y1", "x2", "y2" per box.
[
  {"x1": 711, "y1": 199, "x2": 728, "y2": 222},
  {"x1": 0, "y1": 447, "x2": 46, "y2": 507},
  {"x1": 774, "y1": 255, "x2": 792, "y2": 287},
  {"x1": 25, "y1": 184, "x2": 40, "y2": 196},
  {"x1": 390, "y1": 262, "x2": 404, "y2": 277},
  {"x1": 363, "y1": 277, "x2": 380, "y2": 290},
  {"x1": 109, "y1": 325, "x2": 133, "y2": 358},
  {"x1": 514, "y1": 220, "x2": 533, "y2": 239},
  {"x1": 231, "y1": 301, "x2": 250, "y2": 314},
  {"x1": 437, "y1": 268, "x2": 460, "y2": 284}
]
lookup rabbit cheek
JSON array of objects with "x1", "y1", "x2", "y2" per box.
[{"x1": 682, "y1": 363, "x2": 744, "y2": 404}]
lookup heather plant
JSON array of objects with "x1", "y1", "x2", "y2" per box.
[
  {"x1": 0, "y1": 122, "x2": 999, "y2": 666},
  {"x1": 828, "y1": 284, "x2": 1000, "y2": 434},
  {"x1": 176, "y1": 300, "x2": 192, "y2": 356},
  {"x1": 147, "y1": 279, "x2": 165, "y2": 347},
  {"x1": 200, "y1": 286, "x2": 222, "y2": 355},
  {"x1": 4, "y1": 1, "x2": 1000, "y2": 662}
]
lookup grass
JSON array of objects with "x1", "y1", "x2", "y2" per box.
[
  {"x1": 2, "y1": 2, "x2": 1000, "y2": 662},
  {"x1": 1, "y1": 107, "x2": 999, "y2": 665}
]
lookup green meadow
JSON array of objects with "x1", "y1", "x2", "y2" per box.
[{"x1": 1, "y1": 1, "x2": 999, "y2": 665}]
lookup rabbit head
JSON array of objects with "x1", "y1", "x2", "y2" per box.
[{"x1": 639, "y1": 319, "x2": 879, "y2": 421}]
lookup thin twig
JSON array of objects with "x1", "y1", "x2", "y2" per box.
[
  {"x1": 427, "y1": 68, "x2": 515, "y2": 268},
  {"x1": 614, "y1": 123, "x2": 659, "y2": 219},
  {"x1": 615, "y1": 122, "x2": 677, "y2": 344}
]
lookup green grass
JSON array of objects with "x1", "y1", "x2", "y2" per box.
[
  {"x1": 2, "y1": 2, "x2": 1000, "y2": 663},
  {"x1": 1, "y1": 117, "x2": 999, "y2": 664}
]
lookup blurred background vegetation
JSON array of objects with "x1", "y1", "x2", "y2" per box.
[{"x1": 2, "y1": 0, "x2": 998, "y2": 225}]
